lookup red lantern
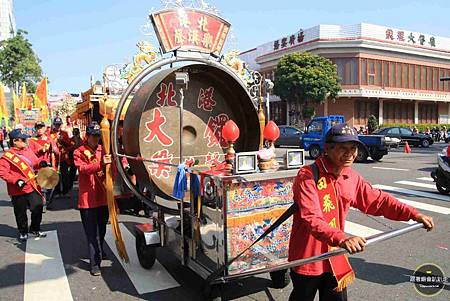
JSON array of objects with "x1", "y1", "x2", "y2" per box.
[
  {"x1": 222, "y1": 120, "x2": 240, "y2": 142},
  {"x1": 264, "y1": 120, "x2": 280, "y2": 141}
]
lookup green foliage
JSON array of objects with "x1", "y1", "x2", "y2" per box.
[
  {"x1": 0, "y1": 29, "x2": 43, "y2": 92},
  {"x1": 302, "y1": 107, "x2": 316, "y2": 119},
  {"x1": 381, "y1": 123, "x2": 450, "y2": 133},
  {"x1": 273, "y1": 52, "x2": 341, "y2": 118},
  {"x1": 367, "y1": 115, "x2": 378, "y2": 133}
]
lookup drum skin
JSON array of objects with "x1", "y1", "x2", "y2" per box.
[{"x1": 123, "y1": 63, "x2": 260, "y2": 200}]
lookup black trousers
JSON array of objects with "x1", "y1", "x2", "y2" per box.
[
  {"x1": 80, "y1": 206, "x2": 109, "y2": 268},
  {"x1": 68, "y1": 164, "x2": 77, "y2": 190},
  {"x1": 289, "y1": 271, "x2": 348, "y2": 301},
  {"x1": 11, "y1": 191, "x2": 44, "y2": 234},
  {"x1": 60, "y1": 161, "x2": 71, "y2": 195}
]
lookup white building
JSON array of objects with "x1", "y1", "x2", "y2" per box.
[
  {"x1": 240, "y1": 23, "x2": 450, "y2": 126},
  {"x1": 0, "y1": 0, "x2": 15, "y2": 41}
]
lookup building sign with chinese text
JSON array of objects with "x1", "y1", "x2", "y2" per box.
[
  {"x1": 273, "y1": 30, "x2": 305, "y2": 51},
  {"x1": 385, "y1": 28, "x2": 436, "y2": 47},
  {"x1": 150, "y1": 8, "x2": 230, "y2": 55}
]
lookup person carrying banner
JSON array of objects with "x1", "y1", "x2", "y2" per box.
[
  {"x1": 0, "y1": 129, "x2": 48, "y2": 241},
  {"x1": 288, "y1": 123, "x2": 434, "y2": 301},
  {"x1": 74, "y1": 122, "x2": 111, "y2": 276}
]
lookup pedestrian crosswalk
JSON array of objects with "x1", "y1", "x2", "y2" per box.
[
  {"x1": 11, "y1": 175, "x2": 450, "y2": 299},
  {"x1": 104, "y1": 223, "x2": 179, "y2": 294},
  {"x1": 24, "y1": 231, "x2": 73, "y2": 301}
]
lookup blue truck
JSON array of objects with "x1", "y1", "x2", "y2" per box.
[{"x1": 300, "y1": 115, "x2": 388, "y2": 162}]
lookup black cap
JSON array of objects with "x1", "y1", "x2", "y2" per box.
[
  {"x1": 9, "y1": 129, "x2": 31, "y2": 140},
  {"x1": 53, "y1": 117, "x2": 63, "y2": 125},
  {"x1": 325, "y1": 123, "x2": 364, "y2": 147},
  {"x1": 35, "y1": 121, "x2": 46, "y2": 128},
  {"x1": 86, "y1": 122, "x2": 101, "y2": 136}
]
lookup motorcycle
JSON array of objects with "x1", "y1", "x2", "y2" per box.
[{"x1": 430, "y1": 148, "x2": 450, "y2": 194}]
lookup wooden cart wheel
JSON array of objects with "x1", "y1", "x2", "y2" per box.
[{"x1": 135, "y1": 233, "x2": 156, "y2": 269}]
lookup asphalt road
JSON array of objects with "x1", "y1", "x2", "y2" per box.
[{"x1": 0, "y1": 143, "x2": 449, "y2": 301}]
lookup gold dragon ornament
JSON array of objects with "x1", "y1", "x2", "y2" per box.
[{"x1": 121, "y1": 41, "x2": 158, "y2": 84}]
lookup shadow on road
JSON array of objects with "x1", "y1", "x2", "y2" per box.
[{"x1": 0, "y1": 199, "x2": 11, "y2": 207}]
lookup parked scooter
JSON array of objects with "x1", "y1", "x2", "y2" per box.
[{"x1": 431, "y1": 148, "x2": 450, "y2": 194}]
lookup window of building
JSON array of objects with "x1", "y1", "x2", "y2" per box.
[
  {"x1": 433, "y1": 68, "x2": 439, "y2": 91},
  {"x1": 374, "y1": 60, "x2": 381, "y2": 86},
  {"x1": 335, "y1": 58, "x2": 345, "y2": 83},
  {"x1": 389, "y1": 62, "x2": 396, "y2": 87},
  {"x1": 409, "y1": 64, "x2": 415, "y2": 89},
  {"x1": 361, "y1": 58, "x2": 367, "y2": 85},
  {"x1": 439, "y1": 69, "x2": 445, "y2": 91},
  {"x1": 395, "y1": 63, "x2": 402, "y2": 88},
  {"x1": 421, "y1": 66, "x2": 426, "y2": 89},
  {"x1": 383, "y1": 102, "x2": 414, "y2": 124},
  {"x1": 415, "y1": 65, "x2": 421, "y2": 90},
  {"x1": 426, "y1": 67, "x2": 432, "y2": 90},
  {"x1": 383, "y1": 61, "x2": 389, "y2": 87},
  {"x1": 419, "y1": 103, "x2": 438, "y2": 123},
  {"x1": 354, "y1": 100, "x2": 378, "y2": 125},
  {"x1": 443, "y1": 69, "x2": 450, "y2": 92},
  {"x1": 402, "y1": 64, "x2": 408, "y2": 89}
]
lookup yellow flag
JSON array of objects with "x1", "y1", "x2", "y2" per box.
[
  {"x1": 21, "y1": 82, "x2": 28, "y2": 109},
  {"x1": 0, "y1": 84, "x2": 8, "y2": 127},
  {"x1": 12, "y1": 90, "x2": 20, "y2": 122}
]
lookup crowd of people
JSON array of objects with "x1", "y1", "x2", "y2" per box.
[
  {"x1": 0, "y1": 119, "x2": 436, "y2": 288},
  {"x1": 0, "y1": 117, "x2": 147, "y2": 276}
]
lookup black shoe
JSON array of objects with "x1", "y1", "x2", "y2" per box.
[
  {"x1": 19, "y1": 233, "x2": 28, "y2": 242},
  {"x1": 30, "y1": 231, "x2": 47, "y2": 238},
  {"x1": 90, "y1": 265, "x2": 101, "y2": 276}
]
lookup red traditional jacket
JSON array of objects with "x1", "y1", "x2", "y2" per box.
[
  {"x1": 28, "y1": 134, "x2": 59, "y2": 165},
  {"x1": 73, "y1": 144, "x2": 107, "y2": 209},
  {"x1": 288, "y1": 156, "x2": 420, "y2": 286},
  {"x1": 0, "y1": 147, "x2": 41, "y2": 196}
]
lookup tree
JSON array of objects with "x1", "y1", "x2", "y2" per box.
[
  {"x1": 367, "y1": 115, "x2": 378, "y2": 134},
  {"x1": 0, "y1": 29, "x2": 43, "y2": 93},
  {"x1": 273, "y1": 52, "x2": 341, "y2": 120}
]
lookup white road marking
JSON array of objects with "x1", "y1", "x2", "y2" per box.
[
  {"x1": 416, "y1": 177, "x2": 434, "y2": 182},
  {"x1": 350, "y1": 208, "x2": 418, "y2": 224},
  {"x1": 105, "y1": 223, "x2": 179, "y2": 295},
  {"x1": 24, "y1": 231, "x2": 73, "y2": 301},
  {"x1": 344, "y1": 221, "x2": 382, "y2": 237},
  {"x1": 394, "y1": 180, "x2": 437, "y2": 190},
  {"x1": 372, "y1": 167, "x2": 409, "y2": 171},
  {"x1": 373, "y1": 184, "x2": 450, "y2": 202},
  {"x1": 396, "y1": 197, "x2": 450, "y2": 215}
]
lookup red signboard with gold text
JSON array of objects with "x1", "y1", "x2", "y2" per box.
[{"x1": 150, "y1": 8, "x2": 230, "y2": 55}]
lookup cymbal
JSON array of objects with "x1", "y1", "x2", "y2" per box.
[{"x1": 36, "y1": 167, "x2": 59, "y2": 189}]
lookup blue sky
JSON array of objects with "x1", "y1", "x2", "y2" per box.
[{"x1": 14, "y1": 0, "x2": 450, "y2": 93}]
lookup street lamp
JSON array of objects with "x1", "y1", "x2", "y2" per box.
[{"x1": 264, "y1": 79, "x2": 274, "y2": 120}]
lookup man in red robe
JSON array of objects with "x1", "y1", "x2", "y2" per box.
[{"x1": 288, "y1": 123, "x2": 434, "y2": 301}]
